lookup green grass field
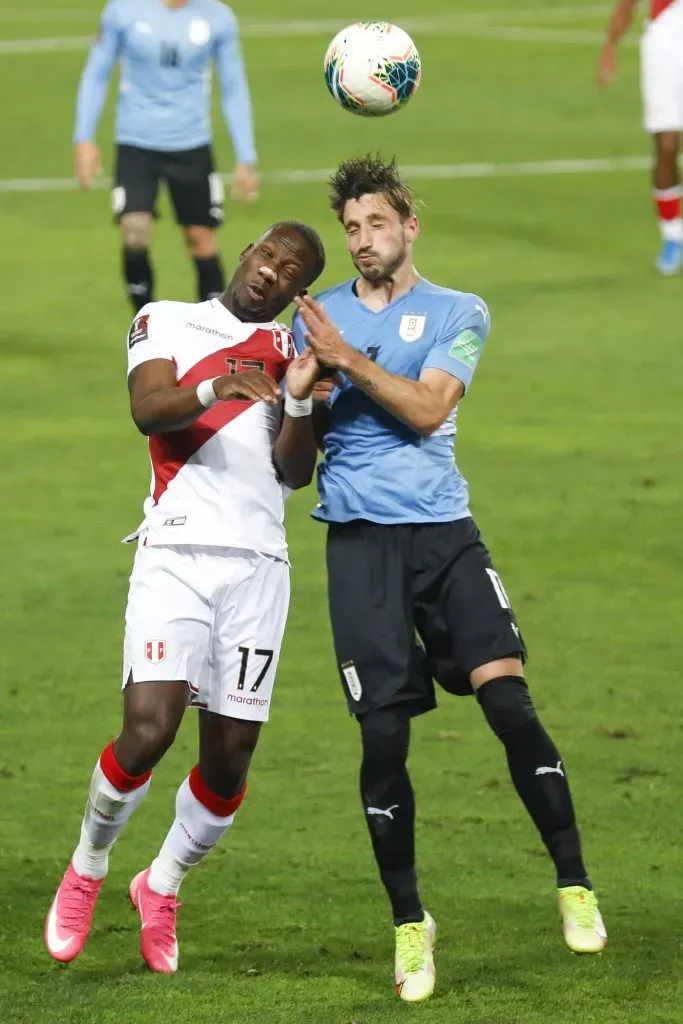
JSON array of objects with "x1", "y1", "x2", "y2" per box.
[{"x1": 1, "y1": 1, "x2": 682, "y2": 1021}]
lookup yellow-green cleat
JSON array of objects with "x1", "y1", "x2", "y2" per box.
[
  {"x1": 559, "y1": 886, "x2": 607, "y2": 954},
  {"x1": 394, "y1": 912, "x2": 437, "y2": 1003}
]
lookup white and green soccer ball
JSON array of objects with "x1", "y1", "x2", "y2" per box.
[{"x1": 324, "y1": 21, "x2": 422, "y2": 117}]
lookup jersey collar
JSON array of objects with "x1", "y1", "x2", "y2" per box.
[{"x1": 210, "y1": 298, "x2": 280, "y2": 331}]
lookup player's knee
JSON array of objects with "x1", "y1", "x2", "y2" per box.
[
  {"x1": 125, "y1": 707, "x2": 180, "y2": 764},
  {"x1": 475, "y1": 675, "x2": 537, "y2": 738},
  {"x1": 121, "y1": 215, "x2": 152, "y2": 252},
  {"x1": 359, "y1": 706, "x2": 411, "y2": 769},
  {"x1": 200, "y1": 720, "x2": 260, "y2": 797},
  {"x1": 184, "y1": 227, "x2": 217, "y2": 259}
]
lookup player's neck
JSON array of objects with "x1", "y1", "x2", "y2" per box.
[
  {"x1": 355, "y1": 264, "x2": 420, "y2": 311},
  {"x1": 219, "y1": 292, "x2": 272, "y2": 324}
]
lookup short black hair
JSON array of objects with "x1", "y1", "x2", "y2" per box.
[
  {"x1": 267, "y1": 220, "x2": 326, "y2": 287},
  {"x1": 329, "y1": 155, "x2": 416, "y2": 222}
]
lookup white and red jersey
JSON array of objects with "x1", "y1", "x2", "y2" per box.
[
  {"x1": 126, "y1": 298, "x2": 294, "y2": 560},
  {"x1": 649, "y1": 0, "x2": 683, "y2": 23}
]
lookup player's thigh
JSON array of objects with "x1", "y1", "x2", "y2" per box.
[
  {"x1": 206, "y1": 552, "x2": 290, "y2": 723},
  {"x1": 113, "y1": 145, "x2": 161, "y2": 223},
  {"x1": 326, "y1": 522, "x2": 435, "y2": 717},
  {"x1": 122, "y1": 544, "x2": 211, "y2": 691},
  {"x1": 165, "y1": 146, "x2": 224, "y2": 230},
  {"x1": 414, "y1": 519, "x2": 526, "y2": 694},
  {"x1": 641, "y1": 28, "x2": 683, "y2": 134}
]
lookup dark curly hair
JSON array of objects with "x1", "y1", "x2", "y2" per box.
[{"x1": 329, "y1": 154, "x2": 416, "y2": 222}]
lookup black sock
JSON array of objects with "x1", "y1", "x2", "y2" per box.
[
  {"x1": 194, "y1": 255, "x2": 225, "y2": 302},
  {"x1": 360, "y1": 708, "x2": 423, "y2": 925},
  {"x1": 123, "y1": 247, "x2": 154, "y2": 312},
  {"x1": 477, "y1": 678, "x2": 589, "y2": 887}
]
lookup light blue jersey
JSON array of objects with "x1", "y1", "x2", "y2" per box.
[
  {"x1": 74, "y1": 0, "x2": 256, "y2": 160},
  {"x1": 292, "y1": 278, "x2": 490, "y2": 525}
]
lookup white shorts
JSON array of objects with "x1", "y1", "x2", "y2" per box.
[
  {"x1": 122, "y1": 545, "x2": 290, "y2": 722},
  {"x1": 641, "y1": 20, "x2": 683, "y2": 133}
]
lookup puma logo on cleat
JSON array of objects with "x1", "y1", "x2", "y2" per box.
[
  {"x1": 367, "y1": 804, "x2": 399, "y2": 820},
  {"x1": 535, "y1": 761, "x2": 564, "y2": 777}
]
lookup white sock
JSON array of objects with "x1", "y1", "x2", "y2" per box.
[
  {"x1": 654, "y1": 186, "x2": 683, "y2": 242},
  {"x1": 148, "y1": 776, "x2": 237, "y2": 896},
  {"x1": 72, "y1": 758, "x2": 151, "y2": 880},
  {"x1": 660, "y1": 217, "x2": 683, "y2": 243}
]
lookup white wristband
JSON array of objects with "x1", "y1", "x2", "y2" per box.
[
  {"x1": 196, "y1": 377, "x2": 220, "y2": 409},
  {"x1": 284, "y1": 393, "x2": 313, "y2": 418}
]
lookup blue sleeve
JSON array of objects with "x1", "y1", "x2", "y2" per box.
[
  {"x1": 73, "y1": 4, "x2": 122, "y2": 143},
  {"x1": 214, "y1": 10, "x2": 257, "y2": 165},
  {"x1": 422, "y1": 295, "x2": 491, "y2": 391},
  {"x1": 292, "y1": 311, "x2": 307, "y2": 355}
]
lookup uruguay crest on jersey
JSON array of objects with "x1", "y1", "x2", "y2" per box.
[{"x1": 399, "y1": 314, "x2": 427, "y2": 342}]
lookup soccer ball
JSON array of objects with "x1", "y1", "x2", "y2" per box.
[{"x1": 324, "y1": 21, "x2": 422, "y2": 117}]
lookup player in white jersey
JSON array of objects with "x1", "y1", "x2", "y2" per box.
[
  {"x1": 44, "y1": 220, "x2": 326, "y2": 973},
  {"x1": 598, "y1": 0, "x2": 683, "y2": 272}
]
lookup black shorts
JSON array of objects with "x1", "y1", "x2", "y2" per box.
[
  {"x1": 326, "y1": 518, "x2": 527, "y2": 718},
  {"x1": 112, "y1": 144, "x2": 224, "y2": 228}
]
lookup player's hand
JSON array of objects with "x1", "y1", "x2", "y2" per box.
[
  {"x1": 312, "y1": 377, "x2": 337, "y2": 403},
  {"x1": 596, "y1": 43, "x2": 617, "y2": 88},
  {"x1": 294, "y1": 295, "x2": 353, "y2": 371},
  {"x1": 286, "y1": 348, "x2": 320, "y2": 400},
  {"x1": 75, "y1": 142, "x2": 102, "y2": 190},
  {"x1": 213, "y1": 369, "x2": 282, "y2": 405},
  {"x1": 231, "y1": 163, "x2": 260, "y2": 203}
]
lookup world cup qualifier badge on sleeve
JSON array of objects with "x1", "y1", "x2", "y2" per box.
[
  {"x1": 448, "y1": 329, "x2": 483, "y2": 369},
  {"x1": 128, "y1": 314, "x2": 150, "y2": 349}
]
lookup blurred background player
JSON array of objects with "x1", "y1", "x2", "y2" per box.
[
  {"x1": 74, "y1": 0, "x2": 260, "y2": 311},
  {"x1": 294, "y1": 157, "x2": 606, "y2": 1004},
  {"x1": 44, "y1": 221, "x2": 326, "y2": 974},
  {"x1": 597, "y1": 0, "x2": 683, "y2": 274}
]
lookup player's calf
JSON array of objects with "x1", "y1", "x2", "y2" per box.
[
  {"x1": 121, "y1": 213, "x2": 155, "y2": 312},
  {"x1": 359, "y1": 708, "x2": 423, "y2": 925},
  {"x1": 474, "y1": 670, "x2": 607, "y2": 951},
  {"x1": 474, "y1": 672, "x2": 590, "y2": 888}
]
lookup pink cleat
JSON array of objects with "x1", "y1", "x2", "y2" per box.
[
  {"x1": 129, "y1": 868, "x2": 180, "y2": 974},
  {"x1": 45, "y1": 862, "x2": 104, "y2": 963}
]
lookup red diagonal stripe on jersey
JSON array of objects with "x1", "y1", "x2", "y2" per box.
[
  {"x1": 149, "y1": 332, "x2": 290, "y2": 505},
  {"x1": 652, "y1": 0, "x2": 676, "y2": 18}
]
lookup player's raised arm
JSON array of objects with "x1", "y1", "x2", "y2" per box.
[
  {"x1": 597, "y1": 0, "x2": 640, "y2": 86},
  {"x1": 272, "y1": 349, "x2": 320, "y2": 490},
  {"x1": 214, "y1": 9, "x2": 259, "y2": 203},
  {"x1": 295, "y1": 295, "x2": 471, "y2": 437},
  {"x1": 127, "y1": 306, "x2": 281, "y2": 436},
  {"x1": 73, "y1": 4, "x2": 122, "y2": 188}
]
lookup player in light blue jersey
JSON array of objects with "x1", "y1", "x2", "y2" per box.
[
  {"x1": 294, "y1": 156, "x2": 607, "y2": 1003},
  {"x1": 74, "y1": 0, "x2": 259, "y2": 312}
]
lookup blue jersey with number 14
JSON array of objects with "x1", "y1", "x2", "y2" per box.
[
  {"x1": 292, "y1": 277, "x2": 490, "y2": 525},
  {"x1": 74, "y1": 0, "x2": 256, "y2": 160}
]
